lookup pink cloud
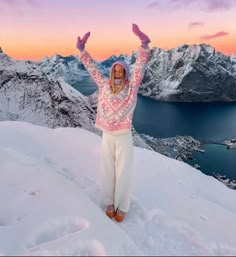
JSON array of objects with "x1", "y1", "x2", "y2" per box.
[
  {"x1": 146, "y1": 1, "x2": 160, "y2": 9},
  {"x1": 200, "y1": 31, "x2": 229, "y2": 40},
  {"x1": 206, "y1": 0, "x2": 236, "y2": 11},
  {"x1": 189, "y1": 22, "x2": 205, "y2": 29},
  {"x1": 169, "y1": 0, "x2": 236, "y2": 12}
]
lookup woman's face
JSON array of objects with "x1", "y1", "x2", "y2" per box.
[{"x1": 113, "y1": 64, "x2": 125, "y2": 79}]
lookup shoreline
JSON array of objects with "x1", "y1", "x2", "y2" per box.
[
  {"x1": 186, "y1": 139, "x2": 236, "y2": 190},
  {"x1": 140, "y1": 134, "x2": 236, "y2": 191},
  {"x1": 201, "y1": 138, "x2": 236, "y2": 149}
]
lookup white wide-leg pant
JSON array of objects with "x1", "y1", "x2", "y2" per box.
[{"x1": 101, "y1": 130, "x2": 133, "y2": 213}]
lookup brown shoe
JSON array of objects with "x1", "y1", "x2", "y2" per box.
[
  {"x1": 114, "y1": 209, "x2": 125, "y2": 222},
  {"x1": 105, "y1": 205, "x2": 115, "y2": 219}
]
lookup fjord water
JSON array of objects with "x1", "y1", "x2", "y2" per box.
[
  {"x1": 76, "y1": 78, "x2": 236, "y2": 180},
  {"x1": 133, "y1": 94, "x2": 236, "y2": 141},
  {"x1": 133, "y1": 95, "x2": 236, "y2": 181},
  {"x1": 187, "y1": 144, "x2": 236, "y2": 181}
]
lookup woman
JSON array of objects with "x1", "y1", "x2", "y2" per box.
[{"x1": 76, "y1": 24, "x2": 150, "y2": 222}]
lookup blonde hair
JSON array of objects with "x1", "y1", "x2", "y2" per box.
[{"x1": 110, "y1": 65, "x2": 126, "y2": 94}]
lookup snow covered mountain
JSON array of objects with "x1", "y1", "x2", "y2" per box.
[
  {"x1": 38, "y1": 54, "x2": 88, "y2": 87},
  {"x1": 37, "y1": 53, "x2": 130, "y2": 87},
  {"x1": 0, "y1": 52, "x2": 96, "y2": 132},
  {"x1": 38, "y1": 44, "x2": 236, "y2": 102},
  {"x1": 2, "y1": 44, "x2": 236, "y2": 106},
  {"x1": 140, "y1": 44, "x2": 236, "y2": 102}
]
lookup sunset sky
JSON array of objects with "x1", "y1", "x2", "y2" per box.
[{"x1": 0, "y1": 0, "x2": 236, "y2": 61}]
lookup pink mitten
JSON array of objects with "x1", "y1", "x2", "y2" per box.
[
  {"x1": 132, "y1": 24, "x2": 151, "y2": 48},
  {"x1": 76, "y1": 32, "x2": 90, "y2": 52}
]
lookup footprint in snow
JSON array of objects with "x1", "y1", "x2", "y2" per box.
[{"x1": 26, "y1": 216, "x2": 89, "y2": 248}]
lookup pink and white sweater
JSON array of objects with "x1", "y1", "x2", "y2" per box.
[{"x1": 80, "y1": 47, "x2": 150, "y2": 135}]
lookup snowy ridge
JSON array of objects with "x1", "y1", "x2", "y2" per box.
[
  {"x1": 38, "y1": 54, "x2": 89, "y2": 86},
  {"x1": 0, "y1": 52, "x2": 37, "y2": 73},
  {"x1": 0, "y1": 54, "x2": 96, "y2": 132},
  {"x1": 37, "y1": 53, "x2": 131, "y2": 86}
]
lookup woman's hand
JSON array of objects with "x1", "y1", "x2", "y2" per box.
[
  {"x1": 132, "y1": 24, "x2": 151, "y2": 49},
  {"x1": 76, "y1": 32, "x2": 90, "y2": 52}
]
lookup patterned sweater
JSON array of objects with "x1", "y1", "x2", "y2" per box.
[{"x1": 80, "y1": 47, "x2": 150, "y2": 135}]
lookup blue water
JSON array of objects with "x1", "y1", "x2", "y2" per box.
[
  {"x1": 186, "y1": 144, "x2": 236, "y2": 180},
  {"x1": 72, "y1": 77, "x2": 97, "y2": 96},
  {"x1": 75, "y1": 77, "x2": 236, "y2": 180},
  {"x1": 133, "y1": 96, "x2": 236, "y2": 142}
]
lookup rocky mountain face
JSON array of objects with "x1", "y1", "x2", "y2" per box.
[
  {"x1": 0, "y1": 52, "x2": 96, "y2": 132},
  {"x1": 140, "y1": 44, "x2": 236, "y2": 102}
]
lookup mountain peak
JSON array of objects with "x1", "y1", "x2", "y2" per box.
[
  {"x1": 199, "y1": 43, "x2": 215, "y2": 52},
  {"x1": 51, "y1": 54, "x2": 62, "y2": 62}
]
